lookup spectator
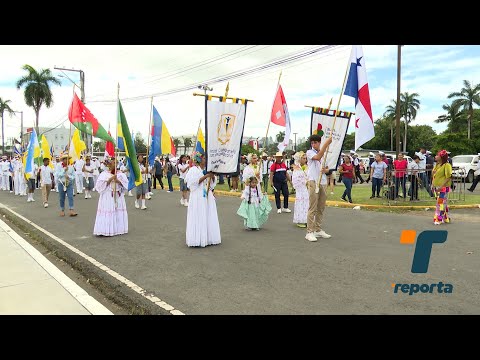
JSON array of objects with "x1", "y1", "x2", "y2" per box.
[
  {"x1": 393, "y1": 153, "x2": 408, "y2": 198},
  {"x1": 369, "y1": 153, "x2": 387, "y2": 199}
]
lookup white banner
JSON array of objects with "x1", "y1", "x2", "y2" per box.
[
  {"x1": 206, "y1": 99, "x2": 247, "y2": 174},
  {"x1": 311, "y1": 108, "x2": 352, "y2": 170}
]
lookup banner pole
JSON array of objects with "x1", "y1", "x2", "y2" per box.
[
  {"x1": 114, "y1": 83, "x2": 119, "y2": 208},
  {"x1": 316, "y1": 50, "x2": 351, "y2": 194},
  {"x1": 263, "y1": 71, "x2": 282, "y2": 153}
]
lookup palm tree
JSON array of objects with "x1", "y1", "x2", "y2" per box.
[
  {"x1": 383, "y1": 100, "x2": 400, "y2": 151},
  {"x1": 400, "y1": 92, "x2": 420, "y2": 153},
  {"x1": 0, "y1": 98, "x2": 14, "y2": 154},
  {"x1": 276, "y1": 131, "x2": 285, "y2": 143},
  {"x1": 16, "y1": 65, "x2": 61, "y2": 135},
  {"x1": 183, "y1": 137, "x2": 192, "y2": 154},
  {"x1": 435, "y1": 103, "x2": 465, "y2": 133},
  {"x1": 173, "y1": 138, "x2": 181, "y2": 151},
  {"x1": 447, "y1": 80, "x2": 480, "y2": 139}
]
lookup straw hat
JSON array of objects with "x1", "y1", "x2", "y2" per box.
[{"x1": 274, "y1": 152, "x2": 283, "y2": 157}]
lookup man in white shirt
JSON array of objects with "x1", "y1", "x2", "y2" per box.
[
  {"x1": 12, "y1": 155, "x2": 22, "y2": 195},
  {"x1": 39, "y1": 157, "x2": 54, "y2": 207},
  {"x1": 26, "y1": 163, "x2": 38, "y2": 202},
  {"x1": 74, "y1": 156, "x2": 85, "y2": 194},
  {"x1": 305, "y1": 134, "x2": 333, "y2": 242}
]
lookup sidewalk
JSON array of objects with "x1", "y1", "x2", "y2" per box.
[{"x1": 0, "y1": 217, "x2": 112, "y2": 315}]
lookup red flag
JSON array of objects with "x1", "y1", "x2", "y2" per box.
[
  {"x1": 105, "y1": 131, "x2": 115, "y2": 158},
  {"x1": 69, "y1": 93, "x2": 115, "y2": 143},
  {"x1": 270, "y1": 85, "x2": 287, "y2": 126}
]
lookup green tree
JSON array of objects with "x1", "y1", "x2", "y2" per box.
[
  {"x1": 433, "y1": 132, "x2": 476, "y2": 156},
  {"x1": 0, "y1": 98, "x2": 14, "y2": 153},
  {"x1": 361, "y1": 117, "x2": 394, "y2": 151},
  {"x1": 93, "y1": 140, "x2": 106, "y2": 152},
  {"x1": 406, "y1": 125, "x2": 437, "y2": 156},
  {"x1": 435, "y1": 103, "x2": 466, "y2": 133},
  {"x1": 183, "y1": 137, "x2": 192, "y2": 154},
  {"x1": 400, "y1": 92, "x2": 420, "y2": 153},
  {"x1": 16, "y1": 65, "x2": 61, "y2": 135},
  {"x1": 241, "y1": 144, "x2": 260, "y2": 156},
  {"x1": 276, "y1": 131, "x2": 285, "y2": 143},
  {"x1": 173, "y1": 138, "x2": 181, "y2": 150},
  {"x1": 134, "y1": 132, "x2": 147, "y2": 155},
  {"x1": 447, "y1": 80, "x2": 480, "y2": 139},
  {"x1": 383, "y1": 100, "x2": 400, "y2": 151},
  {"x1": 342, "y1": 133, "x2": 355, "y2": 152}
]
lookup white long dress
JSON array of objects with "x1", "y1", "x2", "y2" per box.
[
  {"x1": 242, "y1": 164, "x2": 262, "y2": 184},
  {"x1": 292, "y1": 167, "x2": 309, "y2": 224},
  {"x1": 184, "y1": 166, "x2": 221, "y2": 247},
  {"x1": 93, "y1": 170, "x2": 129, "y2": 236}
]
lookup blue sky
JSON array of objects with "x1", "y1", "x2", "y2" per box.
[{"x1": 1, "y1": 45, "x2": 479, "y2": 144}]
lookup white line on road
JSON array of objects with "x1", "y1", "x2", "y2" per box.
[
  {"x1": 0, "y1": 204, "x2": 185, "y2": 315},
  {"x1": 0, "y1": 217, "x2": 112, "y2": 315}
]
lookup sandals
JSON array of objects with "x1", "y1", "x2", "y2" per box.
[
  {"x1": 69, "y1": 212, "x2": 78, "y2": 217},
  {"x1": 60, "y1": 211, "x2": 65, "y2": 217}
]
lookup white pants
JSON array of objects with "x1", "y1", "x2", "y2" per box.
[
  {"x1": 14, "y1": 172, "x2": 21, "y2": 194},
  {"x1": 2, "y1": 174, "x2": 9, "y2": 190},
  {"x1": 75, "y1": 173, "x2": 84, "y2": 193},
  {"x1": 93, "y1": 174, "x2": 99, "y2": 190}
]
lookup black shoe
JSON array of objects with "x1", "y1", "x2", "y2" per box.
[
  {"x1": 341, "y1": 197, "x2": 347, "y2": 202},
  {"x1": 349, "y1": 200, "x2": 353, "y2": 203},
  {"x1": 370, "y1": 196, "x2": 375, "y2": 199},
  {"x1": 467, "y1": 188, "x2": 473, "y2": 192}
]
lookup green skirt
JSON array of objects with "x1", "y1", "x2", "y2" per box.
[{"x1": 237, "y1": 197, "x2": 272, "y2": 229}]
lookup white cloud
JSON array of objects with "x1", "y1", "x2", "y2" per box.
[{"x1": 1, "y1": 45, "x2": 478, "y2": 149}]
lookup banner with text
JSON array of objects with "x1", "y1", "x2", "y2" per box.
[
  {"x1": 206, "y1": 97, "x2": 247, "y2": 174},
  {"x1": 310, "y1": 107, "x2": 352, "y2": 170}
]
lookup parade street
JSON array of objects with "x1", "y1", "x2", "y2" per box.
[{"x1": 0, "y1": 189, "x2": 479, "y2": 315}]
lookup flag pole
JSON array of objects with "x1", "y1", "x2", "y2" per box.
[
  {"x1": 192, "y1": 118, "x2": 202, "y2": 156},
  {"x1": 316, "y1": 50, "x2": 351, "y2": 194},
  {"x1": 114, "y1": 83, "x2": 120, "y2": 208},
  {"x1": 146, "y1": 96, "x2": 153, "y2": 170},
  {"x1": 205, "y1": 81, "x2": 230, "y2": 194},
  {"x1": 264, "y1": 71, "x2": 282, "y2": 153}
]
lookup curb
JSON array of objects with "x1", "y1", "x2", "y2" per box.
[{"x1": 171, "y1": 186, "x2": 480, "y2": 210}]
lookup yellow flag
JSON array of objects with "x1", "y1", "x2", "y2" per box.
[
  {"x1": 68, "y1": 129, "x2": 86, "y2": 164},
  {"x1": 40, "y1": 135, "x2": 54, "y2": 169}
]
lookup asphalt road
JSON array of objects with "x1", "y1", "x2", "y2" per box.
[{"x1": 0, "y1": 187, "x2": 479, "y2": 314}]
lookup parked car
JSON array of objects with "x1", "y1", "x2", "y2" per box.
[{"x1": 451, "y1": 154, "x2": 480, "y2": 183}]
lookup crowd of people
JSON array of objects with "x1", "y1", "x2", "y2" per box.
[{"x1": 0, "y1": 136, "x2": 463, "y2": 247}]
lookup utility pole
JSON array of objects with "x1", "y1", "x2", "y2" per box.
[
  {"x1": 395, "y1": 45, "x2": 402, "y2": 158},
  {"x1": 54, "y1": 67, "x2": 88, "y2": 150},
  {"x1": 293, "y1": 132, "x2": 298, "y2": 152},
  {"x1": 12, "y1": 111, "x2": 23, "y2": 147}
]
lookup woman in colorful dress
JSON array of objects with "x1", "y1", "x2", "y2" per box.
[
  {"x1": 291, "y1": 151, "x2": 309, "y2": 228},
  {"x1": 184, "y1": 152, "x2": 221, "y2": 247},
  {"x1": 431, "y1": 150, "x2": 453, "y2": 225}
]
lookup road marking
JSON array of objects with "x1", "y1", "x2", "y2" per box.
[
  {"x1": 0, "y1": 217, "x2": 112, "y2": 315},
  {"x1": 0, "y1": 204, "x2": 185, "y2": 315}
]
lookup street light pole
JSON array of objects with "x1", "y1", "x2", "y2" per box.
[
  {"x1": 54, "y1": 66, "x2": 89, "y2": 150},
  {"x1": 395, "y1": 45, "x2": 402, "y2": 158},
  {"x1": 12, "y1": 111, "x2": 23, "y2": 146},
  {"x1": 293, "y1": 132, "x2": 298, "y2": 152}
]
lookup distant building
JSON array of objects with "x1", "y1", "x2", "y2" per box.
[{"x1": 22, "y1": 126, "x2": 70, "y2": 156}]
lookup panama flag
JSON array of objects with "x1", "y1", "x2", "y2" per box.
[
  {"x1": 270, "y1": 84, "x2": 291, "y2": 153},
  {"x1": 344, "y1": 45, "x2": 375, "y2": 151}
]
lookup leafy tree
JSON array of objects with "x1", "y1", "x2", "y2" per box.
[
  {"x1": 342, "y1": 133, "x2": 355, "y2": 152},
  {"x1": 183, "y1": 137, "x2": 192, "y2": 153},
  {"x1": 447, "y1": 80, "x2": 480, "y2": 139},
  {"x1": 296, "y1": 140, "x2": 311, "y2": 153},
  {"x1": 435, "y1": 103, "x2": 466, "y2": 133},
  {"x1": 433, "y1": 133, "x2": 477, "y2": 156},
  {"x1": 16, "y1": 65, "x2": 61, "y2": 135},
  {"x1": 173, "y1": 138, "x2": 181, "y2": 149},
  {"x1": 276, "y1": 131, "x2": 285, "y2": 143},
  {"x1": 241, "y1": 144, "x2": 260, "y2": 156},
  {"x1": 400, "y1": 92, "x2": 420, "y2": 153},
  {"x1": 0, "y1": 98, "x2": 14, "y2": 153},
  {"x1": 134, "y1": 132, "x2": 147, "y2": 154},
  {"x1": 383, "y1": 100, "x2": 400, "y2": 151},
  {"x1": 93, "y1": 140, "x2": 106, "y2": 152},
  {"x1": 406, "y1": 125, "x2": 437, "y2": 156}
]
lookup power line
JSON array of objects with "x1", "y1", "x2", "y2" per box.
[{"x1": 89, "y1": 45, "x2": 341, "y2": 104}]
